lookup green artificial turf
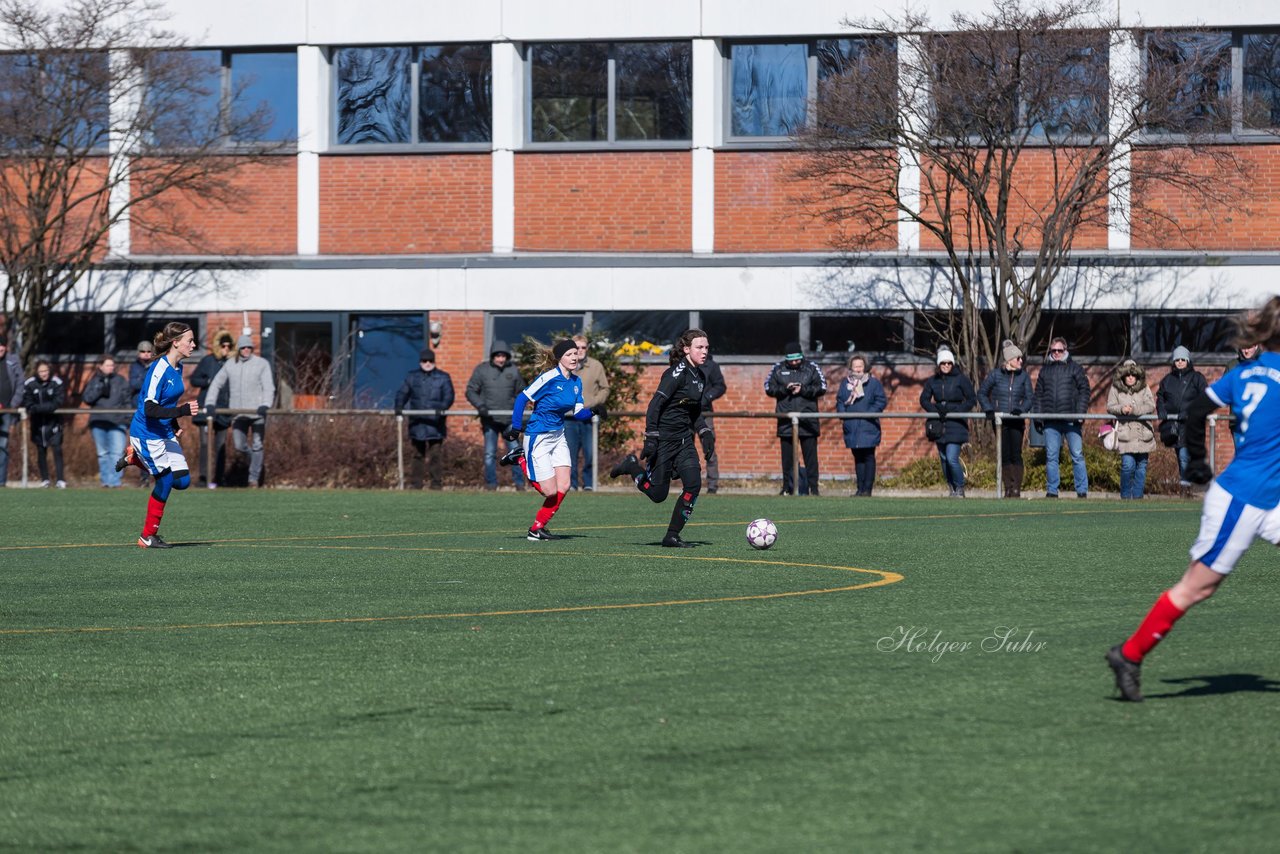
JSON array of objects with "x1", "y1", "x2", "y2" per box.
[{"x1": 2, "y1": 489, "x2": 1277, "y2": 852}]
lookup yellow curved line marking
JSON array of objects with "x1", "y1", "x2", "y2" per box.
[{"x1": 0, "y1": 551, "x2": 902, "y2": 637}]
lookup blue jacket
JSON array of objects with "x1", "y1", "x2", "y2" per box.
[
  {"x1": 395, "y1": 367, "x2": 455, "y2": 442},
  {"x1": 835, "y1": 374, "x2": 887, "y2": 449},
  {"x1": 978, "y1": 366, "x2": 1034, "y2": 418}
]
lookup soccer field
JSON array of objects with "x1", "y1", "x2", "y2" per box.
[{"x1": 2, "y1": 489, "x2": 1277, "y2": 851}]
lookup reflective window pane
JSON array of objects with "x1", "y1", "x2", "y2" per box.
[
  {"x1": 0, "y1": 51, "x2": 109, "y2": 150},
  {"x1": 492, "y1": 315, "x2": 585, "y2": 348},
  {"x1": 419, "y1": 44, "x2": 492, "y2": 143},
  {"x1": 1027, "y1": 38, "x2": 1108, "y2": 137},
  {"x1": 1145, "y1": 31, "x2": 1231, "y2": 133},
  {"x1": 41, "y1": 312, "x2": 105, "y2": 356},
  {"x1": 816, "y1": 37, "x2": 896, "y2": 137},
  {"x1": 700, "y1": 311, "x2": 799, "y2": 356},
  {"x1": 1140, "y1": 315, "x2": 1235, "y2": 353},
  {"x1": 530, "y1": 43, "x2": 608, "y2": 142},
  {"x1": 615, "y1": 42, "x2": 691, "y2": 140},
  {"x1": 335, "y1": 47, "x2": 411, "y2": 144},
  {"x1": 810, "y1": 314, "x2": 907, "y2": 354},
  {"x1": 591, "y1": 311, "x2": 689, "y2": 349},
  {"x1": 147, "y1": 49, "x2": 222, "y2": 147},
  {"x1": 1243, "y1": 33, "x2": 1280, "y2": 130},
  {"x1": 230, "y1": 51, "x2": 296, "y2": 142},
  {"x1": 730, "y1": 43, "x2": 808, "y2": 137}
]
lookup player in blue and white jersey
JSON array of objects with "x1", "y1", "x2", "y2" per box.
[
  {"x1": 501, "y1": 339, "x2": 606, "y2": 541},
  {"x1": 118, "y1": 322, "x2": 199, "y2": 549},
  {"x1": 1107, "y1": 296, "x2": 1280, "y2": 701}
]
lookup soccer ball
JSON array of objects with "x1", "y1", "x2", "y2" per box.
[{"x1": 746, "y1": 518, "x2": 778, "y2": 550}]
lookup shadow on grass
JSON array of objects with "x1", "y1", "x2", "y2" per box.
[{"x1": 1147, "y1": 673, "x2": 1280, "y2": 699}]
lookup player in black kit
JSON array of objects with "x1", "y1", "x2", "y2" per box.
[{"x1": 610, "y1": 328, "x2": 710, "y2": 548}]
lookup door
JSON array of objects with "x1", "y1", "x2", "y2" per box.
[{"x1": 351, "y1": 314, "x2": 427, "y2": 409}]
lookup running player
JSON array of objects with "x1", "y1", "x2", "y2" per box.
[
  {"x1": 502, "y1": 339, "x2": 606, "y2": 541},
  {"x1": 120, "y1": 322, "x2": 199, "y2": 548},
  {"x1": 1107, "y1": 296, "x2": 1280, "y2": 701},
  {"x1": 609, "y1": 329, "x2": 709, "y2": 548}
]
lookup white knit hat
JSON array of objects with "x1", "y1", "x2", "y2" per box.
[{"x1": 936, "y1": 348, "x2": 956, "y2": 365}]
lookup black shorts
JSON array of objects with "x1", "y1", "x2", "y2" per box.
[{"x1": 649, "y1": 436, "x2": 701, "y2": 489}]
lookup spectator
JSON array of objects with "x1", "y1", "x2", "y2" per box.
[
  {"x1": 1156, "y1": 345, "x2": 1208, "y2": 494},
  {"x1": 835, "y1": 353, "x2": 887, "y2": 497},
  {"x1": 465, "y1": 339, "x2": 525, "y2": 492},
  {"x1": 1033, "y1": 336, "x2": 1091, "y2": 498},
  {"x1": 765, "y1": 341, "x2": 827, "y2": 496},
  {"x1": 978, "y1": 340, "x2": 1034, "y2": 498},
  {"x1": 394, "y1": 348, "x2": 454, "y2": 490},
  {"x1": 127, "y1": 339, "x2": 156, "y2": 487},
  {"x1": 205, "y1": 334, "x2": 276, "y2": 488},
  {"x1": 920, "y1": 348, "x2": 977, "y2": 498},
  {"x1": 1224, "y1": 342, "x2": 1260, "y2": 449},
  {"x1": 82, "y1": 354, "x2": 132, "y2": 488},
  {"x1": 1107, "y1": 359, "x2": 1157, "y2": 500},
  {"x1": 696, "y1": 352, "x2": 726, "y2": 494},
  {"x1": 564, "y1": 334, "x2": 610, "y2": 491},
  {"x1": 190, "y1": 329, "x2": 235, "y2": 489},
  {"x1": 23, "y1": 360, "x2": 66, "y2": 488},
  {"x1": 0, "y1": 333, "x2": 23, "y2": 487}
]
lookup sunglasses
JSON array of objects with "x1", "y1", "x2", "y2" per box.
[{"x1": 1049, "y1": 348, "x2": 1066, "y2": 354}]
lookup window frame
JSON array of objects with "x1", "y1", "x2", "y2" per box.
[
  {"x1": 329, "y1": 43, "x2": 493, "y2": 152},
  {"x1": 524, "y1": 40, "x2": 693, "y2": 150}
]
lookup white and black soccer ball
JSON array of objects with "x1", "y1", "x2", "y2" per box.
[{"x1": 746, "y1": 518, "x2": 778, "y2": 550}]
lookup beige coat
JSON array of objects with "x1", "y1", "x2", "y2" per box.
[
  {"x1": 577, "y1": 356, "x2": 610, "y2": 410},
  {"x1": 1106, "y1": 360, "x2": 1156, "y2": 453}
]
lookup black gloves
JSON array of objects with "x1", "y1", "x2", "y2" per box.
[
  {"x1": 1032, "y1": 419, "x2": 1044, "y2": 432},
  {"x1": 934, "y1": 402, "x2": 949, "y2": 416},
  {"x1": 477, "y1": 406, "x2": 489, "y2": 419},
  {"x1": 984, "y1": 409, "x2": 995, "y2": 423},
  {"x1": 1011, "y1": 408, "x2": 1022, "y2": 417},
  {"x1": 1185, "y1": 459, "x2": 1214, "y2": 484},
  {"x1": 257, "y1": 405, "x2": 269, "y2": 418},
  {"x1": 502, "y1": 426, "x2": 521, "y2": 442},
  {"x1": 593, "y1": 406, "x2": 608, "y2": 422},
  {"x1": 700, "y1": 431, "x2": 715, "y2": 459},
  {"x1": 641, "y1": 435, "x2": 659, "y2": 460},
  {"x1": 394, "y1": 407, "x2": 403, "y2": 417},
  {"x1": 205, "y1": 405, "x2": 216, "y2": 419}
]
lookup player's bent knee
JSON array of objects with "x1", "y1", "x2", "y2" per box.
[{"x1": 172, "y1": 469, "x2": 191, "y2": 490}]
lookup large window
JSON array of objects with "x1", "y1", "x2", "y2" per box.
[
  {"x1": 490, "y1": 314, "x2": 584, "y2": 349},
  {"x1": 810, "y1": 314, "x2": 907, "y2": 354},
  {"x1": 590, "y1": 311, "x2": 689, "y2": 351},
  {"x1": 334, "y1": 44, "x2": 491, "y2": 146},
  {"x1": 0, "y1": 51, "x2": 109, "y2": 150},
  {"x1": 1144, "y1": 31, "x2": 1232, "y2": 135},
  {"x1": 529, "y1": 41, "x2": 691, "y2": 143},
  {"x1": 1243, "y1": 33, "x2": 1280, "y2": 130},
  {"x1": 1139, "y1": 314, "x2": 1236, "y2": 354},
  {"x1": 147, "y1": 49, "x2": 295, "y2": 147},
  {"x1": 700, "y1": 311, "x2": 800, "y2": 357}
]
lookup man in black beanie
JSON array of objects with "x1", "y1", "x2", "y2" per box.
[{"x1": 764, "y1": 341, "x2": 827, "y2": 495}]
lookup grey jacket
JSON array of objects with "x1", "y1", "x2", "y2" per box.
[
  {"x1": 82, "y1": 370, "x2": 133, "y2": 427},
  {"x1": 1, "y1": 353, "x2": 22, "y2": 410},
  {"x1": 205, "y1": 354, "x2": 276, "y2": 422},
  {"x1": 465, "y1": 341, "x2": 524, "y2": 425}
]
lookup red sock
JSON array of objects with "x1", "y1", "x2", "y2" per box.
[
  {"x1": 142, "y1": 495, "x2": 166, "y2": 538},
  {"x1": 532, "y1": 491, "x2": 566, "y2": 530},
  {"x1": 1122, "y1": 591, "x2": 1187, "y2": 663}
]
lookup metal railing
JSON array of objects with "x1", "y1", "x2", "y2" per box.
[{"x1": 4, "y1": 406, "x2": 1229, "y2": 495}]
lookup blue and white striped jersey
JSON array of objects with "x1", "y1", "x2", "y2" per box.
[
  {"x1": 513, "y1": 368, "x2": 584, "y2": 435},
  {"x1": 130, "y1": 357, "x2": 185, "y2": 440}
]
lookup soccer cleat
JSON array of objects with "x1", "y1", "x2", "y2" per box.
[
  {"x1": 661, "y1": 534, "x2": 695, "y2": 548},
  {"x1": 1106, "y1": 644, "x2": 1144, "y2": 702},
  {"x1": 137, "y1": 534, "x2": 173, "y2": 549},
  {"x1": 115, "y1": 444, "x2": 140, "y2": 472},
  {"x1": 499, "y1": 447, "x2": 524, "y2": 467},
  {"x1": 527, "y1": 526, "x2": 557, "y2": 542},
  {"x1": 609, "y1": 454, "x2": 639, "y2": 479}
]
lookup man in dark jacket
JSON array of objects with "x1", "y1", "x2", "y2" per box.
[
  {"x1": 189, "y1": 330, "x2": 235, "y2": 488},
  {"x1": 395, "y1": 348, "x2": 455, "y2": 490},
  {"x1": 695, "y1": 353, "x2": 726, "y2": 493},
  {"x1": 765, "y1": 341, "x2": 827, "y2": 496},
  {"x1": 1156, "y1": 345, "x2": 1208, "y2": 490},
  {"x1": 1224, "y1": 343, "x2": 1259, "y2": 449},
  {"x1": 0, "y1": 333, "x2": 24, "y2": 487},
  {"x1": 82, "y1": 354, "x2": 133, "y2": 487},
  {"x1": 465, "y1": 339, "x2": 525, "y2": 491},
  {"x1": 1032, "y1": 336, "x2": 1091, "y2": 498}
]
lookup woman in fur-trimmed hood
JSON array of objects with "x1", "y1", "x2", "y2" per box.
[{"x1": 1106, "y1": 359, "x2": 1156, "y2": 498}]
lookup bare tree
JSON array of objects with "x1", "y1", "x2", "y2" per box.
[
  {"x1": 794, "y1": 0, "x2": 1255, "y2": 377},
  {"x1": 0, "y1": 0, "x2": 288, "y2": 370}
]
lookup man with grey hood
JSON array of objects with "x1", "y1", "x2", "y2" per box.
[
  {"x1": 465, "y1": 339, "x2": 525, "y2": 491},
  {"x1": 204, "y1": 335, "x2": 276, "y2": 488},
  {"x1": 1156, "y1": 345, "x2": 1207, "y2": 492}
]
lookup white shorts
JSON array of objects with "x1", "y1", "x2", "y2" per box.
[
  {"x1": 1189, "y1": 481, "x2": 1280, "y2": 575},
  {"x1": 523, "y1": 429, "x2": 570, "y2": 484},
  {"x1": 131, "y1": 435, "x2": 189, "y2": 476}
]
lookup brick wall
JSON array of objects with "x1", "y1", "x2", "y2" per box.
[
  {"x1": 715, "y1": 151, "x2": 897, "y2": 252},
  {"x1": 514, "y1": 152, "x2": 692, "y2": 251},
  {"x1": 1, "y1": 157, "x2": 111, "y2": 262},
  {"x1": 131, "y1": 159, "x2": 297, "y2": 255},
  {"x1": 320, "y1": 155, "x2": 492, "y2": 254}
]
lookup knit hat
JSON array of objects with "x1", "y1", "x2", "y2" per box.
[
  {"x1": 237, "y1": 335, "x2": 254, "y2": 349},
  {"x1": 419, "y1": 348, "x2": 436, "y2": 362},
  {"x1": 552, "y1": 339, "x2": 576, "y2": 362},
  {"x1": 1171, "y1": 345, "x2": 1191, "y2": 365},
  {"x1": 137, "y1": 340, "x2": 154, "y2": 353},
  {"x1": 1002, "y1": 340, "x2": 1023, "y2": 364},
  {"x1": 936, "y1": 348, "x2": 956, "y2": 365},
  {"x1": 784, "y1": 342, "x2": 803, "y2": 360}
]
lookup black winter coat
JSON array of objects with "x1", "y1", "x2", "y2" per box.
[
  {"x1": 978, "y1": 366, "x2": 1034, "y2": 419},
  {"x1": 395, "y1": 367, "x2": 455, "y2": 442},
  {"x1": 1156, "y1": 365, "x2": 1208, "y2": 448},
  {"x1": 920, "y1": 369, "x2": 977, "y2": 445},
  {"x1": 765, "y1": 359, "x2": 827, "y2": 438},
  {"x1": 81, "y1": 370, "x2": 133, "y2": 428},
  {"x1": 23, "y1": 375, "x2": 65, "y2": 447},
  {"x1": 1033, "y1": 357, "x2": 1090, "y2": 419}
]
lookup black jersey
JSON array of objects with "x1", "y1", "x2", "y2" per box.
[{"x1": 646, "y1": 359, "x2": 707, "y2": 440}]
